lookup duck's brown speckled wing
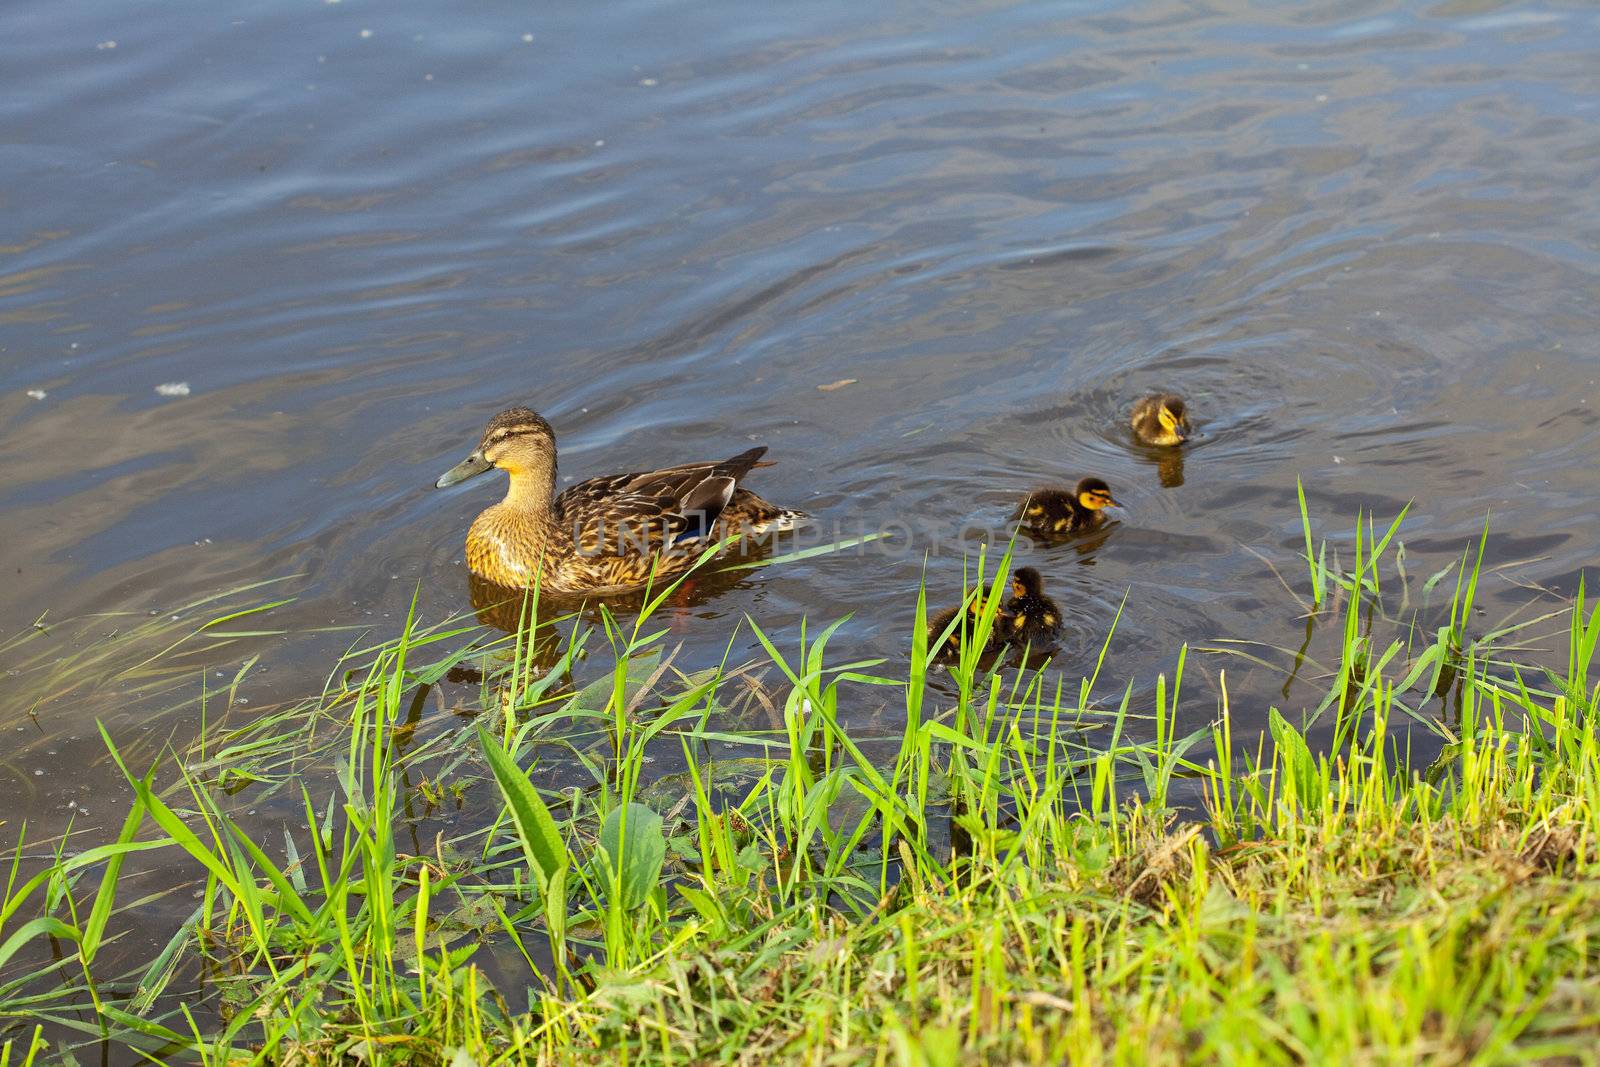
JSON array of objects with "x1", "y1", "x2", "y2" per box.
[{"x1": 556, "y1": 446, "x2": 769, "y2": 557}]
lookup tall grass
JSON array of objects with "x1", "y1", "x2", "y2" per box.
[{"x1": 1, "y1": 507, "x2": 1597, "y2": 1062}]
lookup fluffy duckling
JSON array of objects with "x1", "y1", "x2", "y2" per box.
[
  {"x1": 1000, "y1": 567, "x2": 1061, "y2": 649},
  {"x1": 927, "y1": 594, "x2": 1010, "y2": 664},
  {"x1": 1130, "y1": 393, "x2": 1190, "y2": 447},
  {"x1": 1016, "y1": 477, "x2": 1122, "y2": 539}
]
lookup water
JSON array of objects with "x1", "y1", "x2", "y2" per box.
[{"x1": 3, "y1": 0, "x2": 1599, "y2": 1046}]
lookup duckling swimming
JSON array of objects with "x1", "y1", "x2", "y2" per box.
[
  {"x1": 435, "y1": 407, "x2": 804, "y2": 594},
  {"x1": 1130, "y1": 394, "x2": 1190, "y2": 447},
  {"x1": 1000, "y1": 566, "x2": 1061, "y2": 649},
  {"x1": 928, "y1": 594, "x2": 1010, "y2": 664},
  {"x1": 1016, "y1": 477, "x2": 1122, "y2": 539}
]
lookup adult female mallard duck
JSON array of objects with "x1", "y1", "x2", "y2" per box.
[
  {"x1": 1015, "y1": 477, "x2": 1122, "y2": 539},
  {"x1": 435, "y1": 407, "x2": 804, "y2": 594},
  {"x1": 1130, "y1": 393, "x2": 1191, "y2": 447},
  {"x1": 1000, "y1": 566, "x2": 1061, "y2": 649}
]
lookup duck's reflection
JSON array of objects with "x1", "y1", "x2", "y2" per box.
[
  {"x1": 466, "y1": 537, "x2": 781, "y2": 638},
  {"x1": 1131, "y1": 443, "x2": 1185, "y2": 488},
  {"x1": 467, "y1": 574, "x2": 571, "y2": 666},
  {"x1": 1021, "y1": 520, "x2": 1118, "y2": 560}
]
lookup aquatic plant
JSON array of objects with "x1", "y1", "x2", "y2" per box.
[{"x1": 0, "y1": 507, "x2": 1597, "y2": 1062}]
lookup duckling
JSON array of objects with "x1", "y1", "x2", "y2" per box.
[
  {"x1": 927, "y1": 594, "x2": 1011, "y2": 664},
  {"x1": 1130, "y1": 393, "x2": 1190, "y2": 447},
  {"x1": 435, "y1": 407, "x2": 804, "y2": 594},
  {"x1": 1015, "y1": 477, "x2": 1122, "y2": 539},
  {"x1": 1000, "y1": 567, "x2": 1061, "y2": 649}
]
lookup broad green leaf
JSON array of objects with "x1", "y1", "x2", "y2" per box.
[
  {"x1": 597, "y1": 802, "x2": 666, "y2": 912},
  {"x1": 478, "y1": 728, "x2": 569, "y2": 888}
]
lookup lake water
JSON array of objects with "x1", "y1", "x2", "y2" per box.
[{"x1": 3, "y1": 0, "x2": 1599, "y2": 1050}]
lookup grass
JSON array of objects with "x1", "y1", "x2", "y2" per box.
[{"x1": 0, "y1": 508, "x2": 1598, "y2": 1063}]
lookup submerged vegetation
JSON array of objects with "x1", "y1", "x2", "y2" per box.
[{"x1": 1, "y1": 505, "x2": 1599, "y2": 1064}]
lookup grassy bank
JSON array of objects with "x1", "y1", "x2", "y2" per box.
[{"x1": 2, "y1": 509, "x2": 1599, "y2": 1064}]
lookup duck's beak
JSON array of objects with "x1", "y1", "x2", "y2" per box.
[
  {"x1": 1174, "y1": 425, "x2": 1190, "y2": 442},
  {"x1": 434, "y1": 451, "x2": 493, "y2": 488}
]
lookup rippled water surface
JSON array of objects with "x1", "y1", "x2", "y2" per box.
[{"x1": 3, "y1": 0, "x2": 1600, "y2": 1044}]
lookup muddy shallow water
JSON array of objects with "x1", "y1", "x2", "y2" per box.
[{"x1": 3, "y1": 0, "x2": 1599, "y2": 1048}]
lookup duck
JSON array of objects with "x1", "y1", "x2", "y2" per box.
[
  {"x1": 434, "y1": 407, "x2": 804, "y2": 594},
  {"x1": 927, "y1": 593, "x2": 1010, "y2": 664},
  {"x1": 1015, "y1": 477, "x2": 1122, "y2": 539},
  {"x1": 1130, "y1": 393, "x2": 1190, "y2": 447},
  {"x1": 1000, "y1": 567, "x2": 1061, "y2": 649}
]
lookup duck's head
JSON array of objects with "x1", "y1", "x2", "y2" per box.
[
  {"x1": 1075, "y1": 477, "x2": 1122, "y2": 512},
  {"x1": 1151, "y1": 394, "x2": 1190, "y2": 444},
  {"x1": 435, "y1": 407, "x2": 557, "y2": 488},
  {"x1": 1010, "y1": 566, "x2": 1046, "y2": 599}
]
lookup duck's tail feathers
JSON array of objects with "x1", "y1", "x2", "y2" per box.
[
  {"x1": 720, "y1": 446, "x2": 769, "y2": 481},
  {"x1": 728, "y1": 488, "x2": 810, "y2": 537},
  {"x1": 746, "y1": 507, "x2": 809, "y2": 536}
]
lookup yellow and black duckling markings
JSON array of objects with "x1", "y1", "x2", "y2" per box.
[
  {"x1": 1001, "y1": 566, "x2": 1061, "y2": 649},
  {"x1": 1016, "y1": 477, "x2": 1122, "y2": 540},
  {"x1": 1130, "y1": 393, "x2": 1191, "y2": 447},
  {"x1": 927, "y1": 594, "x2": 1011, "y2": 664}
]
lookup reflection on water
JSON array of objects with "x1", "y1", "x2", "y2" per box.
[
  {"x1": 1027, "y1": 518, "x2": 1121, "y2": 558},
  {"x1": 1144, "y1": 446, "x2": 1187, "y2": 489},
  {"x1": 464, "y1": 537, "x2": 785, "y2": 636},
  {"x1": 467, "y1": 574, "x2": 569, "y2": 661},
  {"x1": 2, "y1": 0, "x2": 1599, "y2": 1037}
]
